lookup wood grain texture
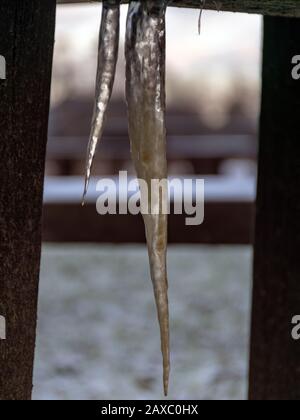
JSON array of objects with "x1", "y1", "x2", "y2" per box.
[
  {"x1": 0, "y1": 0, "x2": 56, "y2": 400},
  {"x1": 249, "y1": 17, "x2": 300, "y2": 400},
  {"x1": 57, "y1": 0, "x2": 300, "y2": 17}
]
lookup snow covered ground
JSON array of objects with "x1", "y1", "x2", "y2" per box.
[{"x1": 33, "y1": 244, "x2": 252, "y2": 400}]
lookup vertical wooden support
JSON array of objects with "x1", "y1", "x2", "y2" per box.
[
  {"x1": 249, "y1": 17, "x2": 300, "y2": 400},
  {"x1": 0, "y1": 0, "x2": 56, "y2": 400}
]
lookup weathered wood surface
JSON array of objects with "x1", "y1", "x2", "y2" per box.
[
  {"x1": 249, "y1": 16, "x2": 300, "y2": 400},
  {"x1": 58, "y1": 0, "x2": 300, "y2": 18},
  {"x1": 0, "y1": 0, "x2": 56, "y2": 400}
]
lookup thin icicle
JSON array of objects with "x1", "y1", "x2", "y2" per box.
[
  {"x1": 198, "y1": 0, "x2": 222, "y2": 34},
  {"x1": 198, "y1": 0, "x2": 206, "y2": 35},
  {"x1": 83, "y1": 0, "x2": 120, "y2": 204},
  {"x1": 125, "y1": 1, "x2": 170, "y2": 396}
]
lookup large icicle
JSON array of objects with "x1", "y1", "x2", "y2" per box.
[
  {"x1": 125, "y1": 1, "x2": 170, "y2": 395},
  {"x1": 83, "y1": 0, "x2": 120, "y2": 202}
]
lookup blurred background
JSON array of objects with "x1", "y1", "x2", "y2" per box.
[{"x1": 34, "y1": 3, "x2": 262, "y2": 400}]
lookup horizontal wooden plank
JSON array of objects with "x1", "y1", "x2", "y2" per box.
[
  {"x1": 43, "y1": 201, "x2": 254, "y2": 244},
  {"x1": 46, "y1": 135, "x2": 257, "y2": 176},
  {"x1": 57, "y1": 0, "x2": 300, "y2": 18},
  {"x1": 42, "y1": 176, "x2": 255, "y2": 244},
  {"x1": 47, "y1": 135, "x2": 257, "y2": 160}
]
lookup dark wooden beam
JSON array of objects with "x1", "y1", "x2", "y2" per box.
[
  {"x1": 43, "y1": 201, "x2": 254, "y2": 244},
  {"x1": 249, "y1": 16, "x2": 300, "y2": 400},
  {"x1": 57, "y1": 0, "x2": 300, "y2": 18},
  {"x1": 42, "y1": 176, "x2": 255, "y2": 244},
  {"x1": 0, "y1": 0, "x2": 56, "y2": 400}
]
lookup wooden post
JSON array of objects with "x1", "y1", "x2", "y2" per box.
[
  {"x1": 249, "y1": 17, "x2": 300, "y2": 400},
  {"x1": 58, "y1": 0, "x2": 300, "y2": 18},
  {"x1": 0, "y1": 0, "x2": 56, "y2": 400}
]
